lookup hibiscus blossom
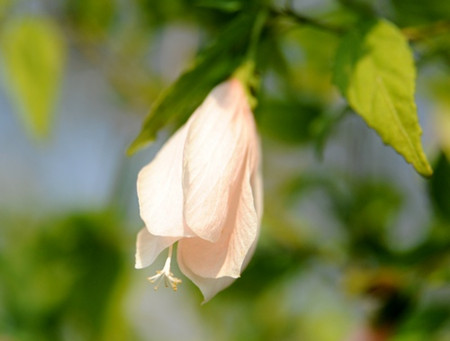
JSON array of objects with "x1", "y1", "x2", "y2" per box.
[{"x1": 135, "y1": 78, "x2": 263, "y2": 302}]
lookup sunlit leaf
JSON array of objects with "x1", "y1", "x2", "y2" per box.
[
  {"x1": 127, "y1": 11, "x2": 256, "y2": 154},
  {"x1": 1, "y1": 17, "x2": 66, "y2": 140},
  {"x1": 333, "y1": 19, "x2": 432, "y2": 176}
]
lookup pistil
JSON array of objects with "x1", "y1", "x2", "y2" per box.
[{"x1": 147, "y1": 245, "x2": 182, "y2": 291}]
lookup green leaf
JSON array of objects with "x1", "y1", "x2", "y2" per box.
[
  {"x1": 127, "y1": 11, "x2": 257, "y2": 155},
  {"x1": 429, "y1": 153, "x2": 450, "y2": 220},
  {"x1": 333, "y1": 19, "x2": 432, "y2": 176},
  {"x1": 1, "y1": 17, "x2": 66, "y2": 140}
]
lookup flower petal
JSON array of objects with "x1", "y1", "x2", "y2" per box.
[
  {"x1": 177, "y1": 255, "x2": 236, "y2": 303},
  {"x1": 249, "y1": 134, "x2": 263, "y2": 223},
  {"x1": 137, "y1": 124, "x2": 193, "y2": 237},
  {"x1": 177, "y1": 224, "x2": 259, "y2": 303},
  {"x1": 178, "y1": 156, "x2": 259, "y2": 279},
  {"x1": 182, "y1": 79, "x2": 252, "y2": 242},
  {"x1": 135, "y1": 228, "x2": 178, "y2": 269}
]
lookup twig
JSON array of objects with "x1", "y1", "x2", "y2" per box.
[
  {"x1": 270, "y1": 8, "x2": 346, "y2": 35},
  {"x1": 402, "y1": 20, "x2": 450, "y2": 42},
  {"x1": 273, "y1": 7, "x2": 450, "y2": 42}
]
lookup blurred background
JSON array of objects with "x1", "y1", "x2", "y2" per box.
[{"x1": 0, "y1": 0, "x2": 450, "y2": 340}]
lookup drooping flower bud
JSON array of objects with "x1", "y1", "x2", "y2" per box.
[{"x1": 135, "y1": 78, "x2": 263, "y2": 302}]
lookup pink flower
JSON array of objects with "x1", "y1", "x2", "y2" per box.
[{"x1": 135, "y1": 78, "x2": 263, "y2": 302}]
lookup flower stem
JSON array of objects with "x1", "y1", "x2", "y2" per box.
[
  {"x1": 167, "y1": 244, "x2": 173, "y2": 266},
  {"x1": 247, "y1": 8, "x2": 269, "y2": 61},
  {"x1": 147, "y1": 244, "x2": 182, "y2": 291}
]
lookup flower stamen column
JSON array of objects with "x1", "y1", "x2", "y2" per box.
[{"x1": 147, "y1": 245, "x2": 182, "y2": 291}]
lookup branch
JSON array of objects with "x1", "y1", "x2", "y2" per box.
[
  {"x1": 272, "y1": 7, "x2": 450, "y2": 43},
  {"x1": 402, "y1": 20, "x2": 450, "y2": 42},
  {"x1": 270, "y1": 8, "x2": 346, "y2": 35}
]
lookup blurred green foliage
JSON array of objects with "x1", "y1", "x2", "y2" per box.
[
  {"x1": 430, "y1": 154, "x2": 450, "y2": 221},
  {"x1": 257, "y1": 98, "x2": 325, "y2": 145},
  {"x1": 391, "y1": 0, "x2": 450, "y2": 25},
  {"x1": 65, "y1": 0, "x2": 116, "y2": 42},
  {"x1": 0, "y1": 213, "x2": 134, "y2": 341},
  {"x1": 1, "y1": 17, "x2": 65, "y2": 139}
]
